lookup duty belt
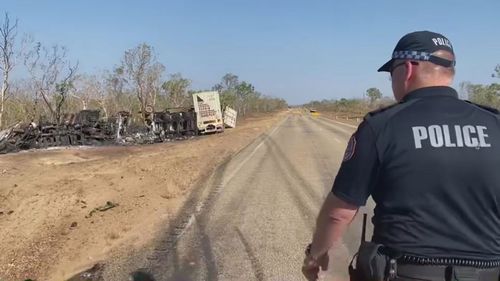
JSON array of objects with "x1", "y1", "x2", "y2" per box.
[
  {"x1": 399, "y1": 255, "x2": 500, "y2": 268},
  {"x1": 396, "y1": 264, "x2": 500, "y2": 281}
]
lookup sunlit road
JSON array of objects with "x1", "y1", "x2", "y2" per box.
[{"x1": 103, "y1": 112, "x2": 375, "y2": 281}]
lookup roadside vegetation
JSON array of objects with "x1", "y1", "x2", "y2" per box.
[
  {"x1": 303, "y1": 87, "x2": 395, "y2": 117},
  {"x1": 459, "y1": 65, "x2": 500, "y2": 109},
  {"x1": 304, "y1": 66, "x2": 500, "y2": 117},
  {"x1": 0, "y1": 13, "x2": 287, "y2": 130}
]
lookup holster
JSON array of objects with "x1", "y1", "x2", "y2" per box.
[{"x1": 349, "y1": 241, "x2": 397, "y2": 281}]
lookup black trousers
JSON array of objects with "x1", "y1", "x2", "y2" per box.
[{"x1": 393, "y1": 264, "x2": 500, "y2": 281}]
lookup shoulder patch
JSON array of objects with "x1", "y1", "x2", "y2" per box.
[
  {"x1": 363, "y1": 102, "x2": 400, "y2": 120},
  {"x1": 464, "y1": 100, "x2": 500, "y2": 114},
  {"x1": 343, "y1": 135, "x2": 357, "y2": 162},
  {"x1": 363, "y1": 98, "x2": 421, "y2": 136}
]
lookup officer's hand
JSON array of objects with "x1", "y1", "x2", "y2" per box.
[{"x1": 302, "y1": 253, "x2": 329, "y2": 281}]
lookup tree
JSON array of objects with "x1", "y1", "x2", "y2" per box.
[
  {"x1": 366, "y1": 87, "x2": 382, "y2": 105},
  {"x1": 54, "y1": 75, "x2": 75, "y2": 123},
  {"x1": 235, "y1": 81, "x2": 254, "y2": 116},
  {"x1": 219, "y1": 90, "x2": 236, "y2": 111},
  {"x1": 212, "y1": 73, "x2": 288, "y2": 115},
  {"x1": 73, "y1": 73, "x2": 109, "y2": 118},
  {"x1": 212, "y1": 74, "x2": 258, "y2": 115},
  {"x1": 72, "y1": 74, "x2": 94, "y2": 110},
  {"x1": 493, "y1": 64, "x2": 500, "y2": 79},
  {"x1": 461, "y1": 81, "x2": 500, "y2": 108},
  {"x1": 213, "y1": 73, "x2": 239, "y2": 92},
  {"x1": 107, "y1": 67, "x2": 126, "y2": 99},
  {"x1": 104, "y1": 66, "x2": 138, "y2": 115},
  {"x1": 213, "y1": 73, "x2": 239, "y2": 111},
  {"x1": 162, "y1": 73, "x2": 191, "y2": 108},
  {"x1": 248, "y1": 90, "x2": 261, "y2": 112},
  {"x1": 461, "y1": 65, "x2": 500, "y2": 109},
  {"x1": 23, "y1": 40, "x2": 78, "y2": 123},
  {"x1": 0, "y1": 13, "x2": 17, "y2": 129},
  {"x1": 121, "y1": 43, "x2": 165, "y2": 124}
]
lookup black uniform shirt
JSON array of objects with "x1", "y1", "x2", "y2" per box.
[{"x1": 332, "y1": 86, "x2": 500, "y2": 260}]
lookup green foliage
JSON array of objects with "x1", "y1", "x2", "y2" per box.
[
  {"x1": 366, "y1": 87, "x2": 382, "y2": 104},
  {"x1": 213, "y1": 73, "x2": 239, "y2": 110},
  {"x1": 162, "y1": 73, "x2": 191, "y2": 108},
  {"x1": 462, "y1": 81, "x2": 500, "y2": 108},
  {"x1": 213, "y1": 73, "x2": 287, "y2": 115},
  {"x1": 214, "y1": 73, "x2": 239, "y2": 92},
  {"x1": 305, "y1": 98, "x2": 368, "y2": 115},
  {"x1": 305, "y1": 86, "x2": 393, "y2": 116},
  {"x1": 459, "y1": 65, "x2": 500, "y2": 109},
  {"x1": 121, "y1": 43, "x2": 165, "y2": 124},
  {"x1": 2, "y1": 40, "x2": 287, "y2": 127},
  {"x1": 219, "y1": 90, "x2": 236, "y2": 110}
]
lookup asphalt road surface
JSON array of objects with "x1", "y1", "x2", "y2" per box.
[{"x1": 104, "y1": 113, "x2": 375, "y2": 281}]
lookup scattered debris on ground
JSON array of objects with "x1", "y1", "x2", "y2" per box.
[
  {"x1": 85, "y1": 201, "x2": 119, "y2": 218},
  {"x1": 0, "y1": 107, "x2": 199, "y2": 154}
]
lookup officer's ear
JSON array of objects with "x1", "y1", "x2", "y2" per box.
[{"x1": 404, "y1": 61, "x2": 419, "y2": 82}]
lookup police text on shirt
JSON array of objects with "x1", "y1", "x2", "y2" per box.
[{"x1": 412, "y1": 125, "x2": 491, "y2": 149}]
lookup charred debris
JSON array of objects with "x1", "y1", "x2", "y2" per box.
[{"x1": 0, "y1": 107, "x2": 200, "y2": 154}]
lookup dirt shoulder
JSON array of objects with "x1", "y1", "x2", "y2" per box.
[{"x1": 0, "y1": 111, "x2": 287, "y2": 281}]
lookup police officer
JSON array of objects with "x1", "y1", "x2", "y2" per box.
[{"x1": 302, "y1": 30, "x2": 500, "y2": 281}]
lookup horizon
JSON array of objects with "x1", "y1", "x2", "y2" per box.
[{"x1": 2, "y1": 0, "x2": 500, "y2": 105}]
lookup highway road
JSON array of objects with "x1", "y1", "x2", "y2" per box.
[{"x1": 103, "y1": 113, "x2": 375, "y2": 281}]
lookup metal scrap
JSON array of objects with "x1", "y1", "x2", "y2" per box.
[
  {"x1": 0, "y1": 106, "x2": 200, "y2": 154},
  {"x1": 0, "y1": 110, "x2": 124, "y2": 154},
  {"x1": 85, "y1": 201, "x2": 119, "y2": 218}
]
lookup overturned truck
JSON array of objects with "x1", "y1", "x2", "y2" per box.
[
  {"x1": 0, "y1": 110, "x2": 131, "y2": 154},
  {"x1": 149, "y1": 107, "x2": 198, "y2": 140},
  {"x1": 0, "y1": 92, "x2": 234, "y2": 154},
  {"x1": 0, "y1": 108, "x2": 200, "y2": 154}
]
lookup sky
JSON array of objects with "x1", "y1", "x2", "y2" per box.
[{"x1": 2, "y1": 0, "x2": 500, "y2": 105}]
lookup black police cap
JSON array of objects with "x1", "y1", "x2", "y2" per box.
[{"x1": 378, "y1": 31, "x2": 456, "y2": 72}]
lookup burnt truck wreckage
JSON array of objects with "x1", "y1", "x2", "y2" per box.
[
  {"x1": 0, "y1": 108, "x2": 201, "y2": 154},
  {"x1": 0, "y1": 92, "x2": 235, "y2": 154}
]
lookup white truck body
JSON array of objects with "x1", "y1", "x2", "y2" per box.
[
  {"x1": 223, "y1": 106, "x2": 238, "y2": 128},
  {"x1": 192, "y1": 91, "x2": 224, "y2": 134}
]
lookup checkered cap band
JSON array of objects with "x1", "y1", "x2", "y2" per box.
[{"x1": 392, "y1": 51, "x2": 431, "y2": 61}]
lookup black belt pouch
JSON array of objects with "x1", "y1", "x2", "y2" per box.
[{"x1": 349, "y1": 241, "x2": 389, "y2": 281}]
